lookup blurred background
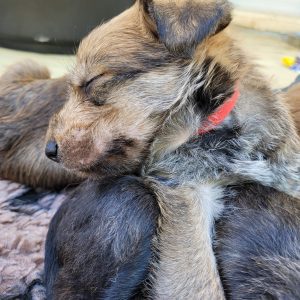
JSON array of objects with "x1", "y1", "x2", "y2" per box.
[{"x1": 0, "y1": 0, "x2": 299, "y2": 88}]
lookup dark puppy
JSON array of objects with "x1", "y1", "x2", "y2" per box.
[
  {"x1": 217, "y1": 184, "x2": 300, "y2": 299},
  {"x1": 45, "y1": 176, "x2": 158, "y2": 300},
  {"x1": 46, "y1": 181, "x2": 300, "y2": 299}
]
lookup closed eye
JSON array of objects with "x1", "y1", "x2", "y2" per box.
[
  {"x1": 79, "y1": 74, "x2": 107, "y2": 106},
  {"x1": 81, "y1": 74, "x2": 104, "y2": 94}
]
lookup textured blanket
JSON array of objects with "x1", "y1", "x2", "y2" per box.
[{"x1": 0, "y1": 180, "x2": 67, "y2": 299}]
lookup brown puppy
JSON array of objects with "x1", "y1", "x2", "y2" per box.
[
  {"x1": 0, "y1": 0, "x2": 299, "y2": 298},
  {"x1": 46, "y1": 1, "x2": 300, "y2": 197},
  {"x1": 0, "y1": 61, "x2": 80, "y2": 189},
  {"x1": 45, "y1": 0, "x2": 236, "y2": 178},
  {"x1": 44, "y1": 0, "x2": 300, "y2": 299}
]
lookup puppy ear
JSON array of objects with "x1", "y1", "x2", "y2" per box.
[{"x1": 139, "y1": 0, "x2": 232, "y2": 57}]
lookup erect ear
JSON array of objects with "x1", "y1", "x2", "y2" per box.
[{"x1": 139, "y1": 0, "x2": 233, "y2": 57}]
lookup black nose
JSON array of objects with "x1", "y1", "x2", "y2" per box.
[{"x1": 45, "y1": 140, "x2": 59, "y2": 162}]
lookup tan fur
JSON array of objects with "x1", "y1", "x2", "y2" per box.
[
  {"x1": 45, "y1": 2, "x2": 238, "y2": 296},
  {"x1": 44, "y1": 1, "x2": 300, "y2": 297},
  {"x1": 1, "y1": 0, "x2": 299, "y2": 297},
  {"x1": 149, "y1": 181, "x2": 225, "y2": 299},
  {"x1": 0, "y1": 61, "x2": 81, "y2": 189}
]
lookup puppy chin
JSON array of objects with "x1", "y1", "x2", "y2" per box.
[{"x1": 64, "y1": 156, "x2": 141, "y2": 178}]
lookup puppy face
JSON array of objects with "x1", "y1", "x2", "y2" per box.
[{"x1": 46, "y1": 0, "x2": 235, "y2": 177}]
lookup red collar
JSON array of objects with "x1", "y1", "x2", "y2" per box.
[{"x1": 198, "y1": 86, "x2": 240, "y2": 135}]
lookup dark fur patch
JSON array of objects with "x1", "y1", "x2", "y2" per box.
[
  {"x1": 216, "y1": 183, "x2": 300, "y2": 299},
  {"x1": 107, "y1": 137, "x2": 136, "y2": 156},
  {"x1": 45, "y1": 177, "x2": 159, "y2": 299},
  {"x1": 106, "y1": 138, "x2": 134, "y2": 156},
  {"x1": 107, "y1": 145, "x2": 126, "y2": 156},
  {"x1": 191, "y1": 57, "x2": 235, "y2": 116},
  {"x1": 197, "y1": 125, "x2": 242, "y2": 156}
]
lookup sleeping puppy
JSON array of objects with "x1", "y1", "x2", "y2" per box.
[
  {"x1": 216, "y1": 183, "x2": 300, "y2": 299},
  {"x1": 44, "y1": 0, "x2": 300, "y2": 299},
  {"x1": 45, "y1": 177, "x2": 159, "y2": 299},
  {"x1": 0, "y1": 61, "x2": 81, "y2": 189},
  {"x1": 0, "y1": 65, "x2": 299, "y2": 190}
]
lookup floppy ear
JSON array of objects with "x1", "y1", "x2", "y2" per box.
[{"x1": 139, "y1": 0, "x2": 233, "y2": 57}]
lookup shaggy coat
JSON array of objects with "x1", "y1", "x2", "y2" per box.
[
  {"x1": 44, "y1": 0, "x2": 300, "y2": 299},
  {"x1": 45, "y1": 177, "x2": 159, "y2": 299},
  {"x1": 216, "y1": 183, "x2": 300, "y2": 299},
  {"x1": 0, "y1": 61, "x2": 80, "y2": 189},
  {"x1": 0, "y1": 0, "x2": 299, "y2": 299}
]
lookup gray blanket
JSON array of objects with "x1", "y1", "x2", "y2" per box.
[{"x1": 0, "y1": 180, "x2": 67, "y2": 299}]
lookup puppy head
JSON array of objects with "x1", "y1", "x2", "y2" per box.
[{"x1": 46, "y1": 0, "x2": 236, "y2": 177}]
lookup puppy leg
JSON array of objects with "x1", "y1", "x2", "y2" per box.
[
  {"x1": 216, "y1": 183, "x2": 300, "y2": 299},
  {"x1": 150, "y1": 182, "x2": 225, "y2": 300},
  {"x1": 45, "y1": 176, "x2": 159, "y2": 299}
]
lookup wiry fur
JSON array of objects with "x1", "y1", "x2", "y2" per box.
[
  {"x1": 0, "y1": 61, "x2": 81, "y2": 189},
  {"x1": 216, "y1": 184, "x2": 300, "y2": 299},
  {"x1": 44, "y1": 0, "x2": 300, "y2": 299},
  {"x1": 0, "y1": 0, "x2": 299, "y2": 298},
  {"x1": 45, "y1": 177, "x2": 159, "y2": 300},
  {"x1": 147, "y1": 181, "x2": 226, "y2": 299}
]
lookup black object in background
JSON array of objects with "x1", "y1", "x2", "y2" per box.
[{"x1": 0, "y1": 0, "x2": 132, "y2": 54}]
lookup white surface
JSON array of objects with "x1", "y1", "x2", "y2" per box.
[
  {"x1": 0, "y1": 47, "x2": 74, "y2": 78},
  {"x1": 231, "y1": 0, "x2": 300, "y2": 17}
]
